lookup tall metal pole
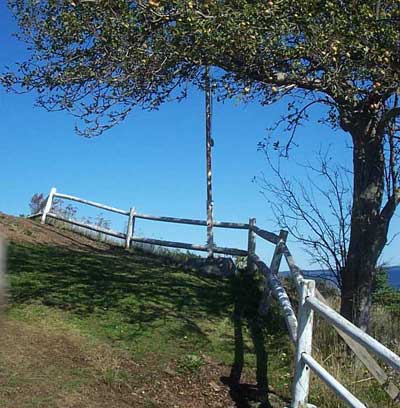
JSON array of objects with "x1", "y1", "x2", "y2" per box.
[{"x1": 205, "y1": 66, "x2": 214, "y2": 258}]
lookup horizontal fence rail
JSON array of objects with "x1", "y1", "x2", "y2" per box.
[
  {"x1": 251, "y1": 225, "x2": 280, "y2": 244},
  {"x1": 134, "y1": 212, "x2": 250, "y2": 230},
  {"x1": 130, "y1": 236, "x2": 248, "y2": 257},
  {"x1": 250, "y1": 254, "x2": 298, "y2": 344},
  {"x1": 37, "y1": 187, "x2": 274, "y2": 259},
  {"x1": 47, "y1": 213, "x2": 126, "y2": 240},
  {"x1": 307, "y1": 296, "x2": 400, "y2": 373},
  {"x1": 264, "y1": 235, "x2": 400, "y2": 408},
  {"x1": 27, "y1": 212, "x2": 43, "y2": 219},
  {"x1": 54, "y1": 192, "x2": 130, "y2": 215},
  {"x1": 301, "y1": 353, "x2": 366, "y2": 408}
]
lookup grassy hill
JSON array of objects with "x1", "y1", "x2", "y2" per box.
[
  {"x1": 0, "y1": 214, "x2": 293, "y2": 408},
  {"x1": 1, "y1": 213, "x2": 399, "y2": 408}
]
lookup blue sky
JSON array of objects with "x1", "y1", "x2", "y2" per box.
[{"x1": 1, "y1": 3, "x2": 399, "y2": 268}]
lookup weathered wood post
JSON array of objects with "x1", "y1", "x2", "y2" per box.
[
  {"x1": 41, "y1": 187, "x2": 57, "y2": 225},
  {"x1": 292, "y1": 279, "x2": 316, "y2": 408},
  {"x1": 125, "y1": 207, "x2": 136, "y2": 249},
  {"x1": 247, "y1": 218, "x2": 256, "y2": 272},
  {"x1": 270, "y1": 230, "x2": 288, "y2": 274},
  {"x1": 259, "y1": 229, "x2": 289, "y2": 315},
  {"x1": 205, "y1": 66, "x2": 214, "y2": 258}
]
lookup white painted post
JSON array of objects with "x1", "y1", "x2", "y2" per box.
[
  {"x1": 247, "y1": 218, "x2": 256, "y2": 272},
  {"x1": 125, "y1": 207, "x2": 135, "y2": 249},
  {"x1": 41, "y1": 187, "x2": 57, "y2": 225},
  {"x1": 292, "y1": 279, "x2": 316, "y2": 408}
]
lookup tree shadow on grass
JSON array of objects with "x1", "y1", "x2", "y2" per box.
[
  {"x1": 7, "y1": 242, "x2": 292, "y2": 407},
  {"x1": 220, "y1": 377, "x2": 292, "y2": 408},
  {"x1": 223, "y1": 270, "x2": 292, "y2": 408},
  {"x1": 7, "y1": 242, "x2": 232, "y2": 343}
]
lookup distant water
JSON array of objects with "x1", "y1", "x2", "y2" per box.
[
  {"x1": 387, "y1": 266, "x2": 400, "y2": 288},
  {"x1": 283, "y1": 266, "x2": 400, "y2": 289}
]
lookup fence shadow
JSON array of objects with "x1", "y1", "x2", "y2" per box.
[{"x1": 222, "y1": 270, "x2": 291, "y2": 408}]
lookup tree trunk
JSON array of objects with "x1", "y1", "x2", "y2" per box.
[{"x1": 340, "y1": 114, "x2": 388, "y2": 331}]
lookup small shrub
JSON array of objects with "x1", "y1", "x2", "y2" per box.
[
  {"x1": 372, "y1": 266, "x2": 400, "y2": 313},
  {"x1": 177, "y1": 353, "x2": 205, "y2": 374},
  {"x1": 102, "y1": 368, "x2": 130, "y2": 388},
  {"x1": 29, "y1": 193, "x2": 46, "y2": 214}
]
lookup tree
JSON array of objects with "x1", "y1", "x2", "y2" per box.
[
  {"x1": 2, "y1": 0, "x2": 400, "y2": 328},
  {"x1": 29, "y1": 192, "x2": 77, "y2": 219},
  {"x1": 258, "y1": 150, "x2": 352, "y2": 291},
  {"x1": 29, "y1": 193, "x2": 47, "y2": 215}
]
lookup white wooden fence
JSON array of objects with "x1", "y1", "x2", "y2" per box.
[
  {"x1": 265, "y1": 241, "x2": 400, "y2": 407},
  {"x1": 31, "y1": 187, "x2": 268, "y2": 257},
  {"x1": 30, "y1": 187, "x2": 400, "y2": 407}
]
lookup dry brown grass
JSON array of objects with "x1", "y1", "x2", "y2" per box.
[{"x1": 307, "y1": 294, "x2": 400, "y2": 407}]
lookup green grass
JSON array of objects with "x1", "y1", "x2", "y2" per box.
[
  {"x1": 3, "y1": 241, "x2": 297, "y2": 407},
  {"x1": 6, "y1": 240, "x2": 397, "y2": 408},
  {"x1": 7, "y1": 242, "x2": 237, "y2": 363}
]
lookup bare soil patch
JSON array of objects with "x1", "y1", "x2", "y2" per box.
[
  {"x1": 0, "y1": 213, "x2": 109, "y2": 251},
  {"x1": 0, "y1": 318, "x2": 241, "y2": 408}
]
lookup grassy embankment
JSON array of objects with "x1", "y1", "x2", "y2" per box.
[
  {"x1": 1, "y1": 218, "x2": 400, "y2": 407},
  {"x1": 1, "y1": 239, "x2": 293, "y2": 407}
]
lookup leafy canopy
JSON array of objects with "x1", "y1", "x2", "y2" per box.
[{"x1": 2, "y1": 0, "x2": 400, "y2": 136}]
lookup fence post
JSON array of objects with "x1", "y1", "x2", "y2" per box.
[
  {"x1": 259, "y1": 229, "x2": 289, "y2": 314},
  {"x1": 125, "y1": 207, "x2": 136, "y2": 249},
  {"x1": 292, "y1": 279, "x2": 316, "y2": 408},
  {"x1": 247, "y1": 218, "x2": 256, "y2": 272},
  {"x1": 41, "y1": 187, "x2": 57, "y2": 225},
  {"x1": 270, "y1": 230, "x2": 288, "y2": 274}
]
